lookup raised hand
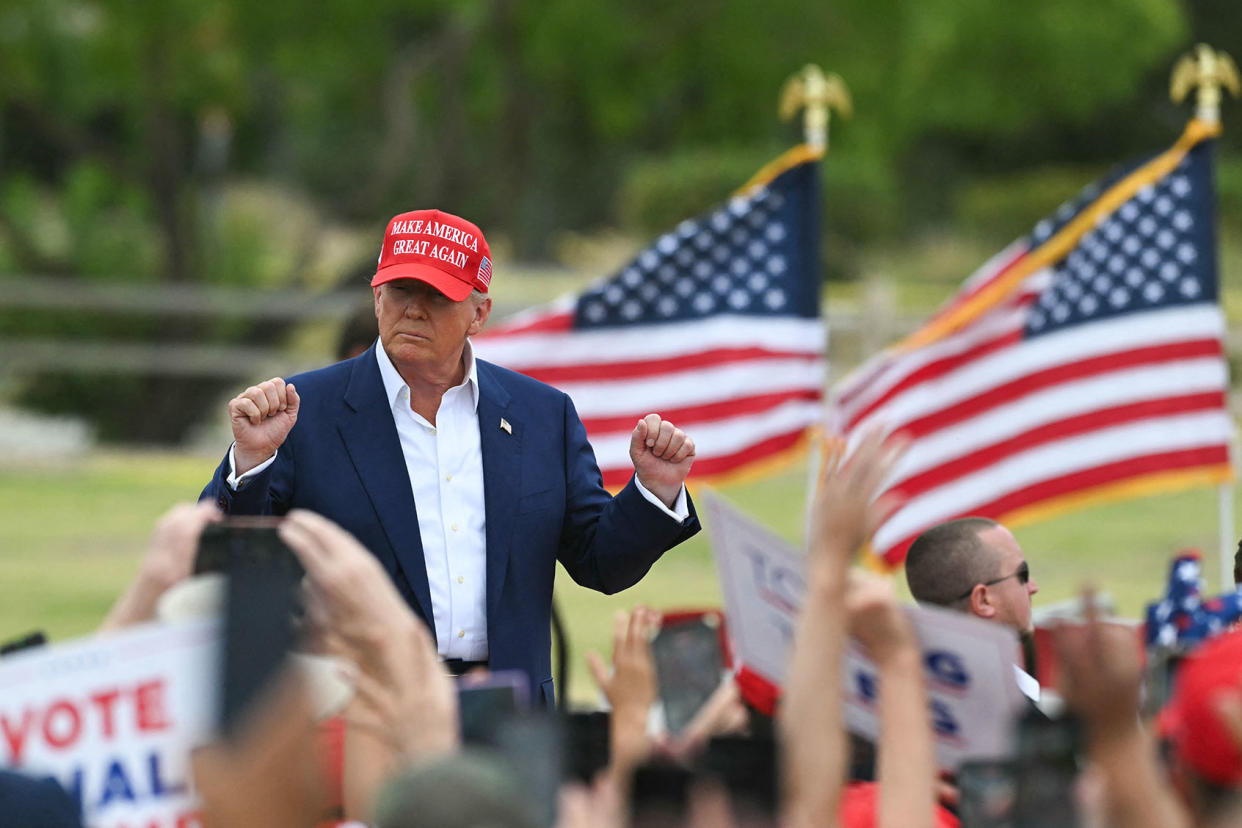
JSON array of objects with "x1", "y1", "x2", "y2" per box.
[
  {"x1": 587, "y1": 607, "x2": 660, "y2": 777},
  {"x1": 808, "y1": 427, "x2": 907, "y2": 576},
  {"x1": 99, "y1": 501, "x2": 222, "y2": 631},
  {"x1": 191, "y1": 672, "x2": 325, "y2": 828},
  {"x1": 1052, "y1": 588, "x2": 1190, "y2": 828},
  {"x1": 229, "y1": 377, "x2": 300, "y2": 475},
  {"x1": 629, "y1": 413, "x2": 695, "y2": 509},
  {"x1": 1051, "y1": 588, "x2": 1143, "y2": 740},
  {"x1": 845, "y1": 569, "x2": 918, "y2": 665},
  {"x1": 278, "y1": 509, "x2": 419, "y2": 672}
]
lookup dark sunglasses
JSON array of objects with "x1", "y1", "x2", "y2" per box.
[{"x1": 954, "y1": 561, "x2": 1030, "y2": 602}]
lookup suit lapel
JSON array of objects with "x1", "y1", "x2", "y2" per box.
[
  {"x1": 338, "y1": 346, "x2": 436, "y2": 630},
  {"x1": 477, "y1": 362, "x2": 519, "y2": 622}
]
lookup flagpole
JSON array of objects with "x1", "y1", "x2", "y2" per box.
[
  {"x1": 1172, "y1": 44, "x2": 1240, "y2": 590},
  {"x1": 780, "y1": 65, "x2": 851, "y2": 547},
  {"x1": 1219, "y1": 482, "x2": 1235, "y2": 590}
]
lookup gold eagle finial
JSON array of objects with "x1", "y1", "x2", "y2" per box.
[
  {"x1": 779, "y1": 65, "x2": 852, "y2": 151},
  {"x1": 1171, "y1": 44, "x2": 1239, "y2": 123}
]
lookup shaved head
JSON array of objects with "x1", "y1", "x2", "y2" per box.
[
  {"x1": 904, "y1": 516, "x2": 1039, "y2": 634},
  {"x1": 904, "y1": 517, "x2": 1002, "y2": 608}
]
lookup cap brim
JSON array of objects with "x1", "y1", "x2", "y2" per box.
[{"x1": 372, "y1": 262, "x2": 475, "y2": 301}]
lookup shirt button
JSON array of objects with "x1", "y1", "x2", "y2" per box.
[
  {"x1": 457, "y1": 576, "x2": 464, "y2": 584},
  {"x1": 458, "y1": 630, "x2": 465, "y2": 638},
  {"x1": 445, "y1": 474, "x2": 453, "y2": 482},
  {"x1": 451, "y1": 523, "x2": 459, "y2": 532}
]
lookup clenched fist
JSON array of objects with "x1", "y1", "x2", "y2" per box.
[
  {"x1": 628, "y1": 413, "x2": 695, "y2": 509},
  {"x1": 229, "y1": 377, "x2": 300, "y2": 475}
]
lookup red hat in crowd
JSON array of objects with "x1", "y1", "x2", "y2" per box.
[
  {"x1": 372, "y1": 209, "x2": 493, "y2": 301},
  {"x1": 1159, "y1": 628, "x2": 1242, "y2": 786}
]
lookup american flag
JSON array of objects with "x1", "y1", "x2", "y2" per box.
[
  {"x1": 830, "y1": 121, "x2": 1235, "y2": 567},
  {"x1": 475, "y1": 147, "x2": 826, "y2": 489}
]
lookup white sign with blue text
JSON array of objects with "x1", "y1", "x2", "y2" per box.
[
  {"x1": 705, "y1": 489, "x2": 805, "y2": 686},
  {"x1": 841, "y1": 603, "x2": 1026, "y2": 768}
]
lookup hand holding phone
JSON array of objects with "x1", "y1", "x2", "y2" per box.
[
  {"x1": 195, "y1": 517, "x2": 303, "y2": 579},
  {"x1": 202, "y1": 518, "x2": 304, "y2": 738},
  {"x1": 651, "y1": 612, "x2": 727, "y2": 734}
]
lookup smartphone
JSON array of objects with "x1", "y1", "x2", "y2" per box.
[
  {"x1": 651, "y1": 612, "x2": 726, "y2": 734},
  {"x1": 209, "y1": 519, "x2": 303, "y2": 738},
  {"x1": 563, "y1": 711, "x2": 610, "y2": 784},
  {"x1": 957, "y1": 759, "x2": 1016, "y2": 828},
  {"x1": 196, "y1": 518, "x2": 304, "y2": 579},
  {"x1": 457, "y1": 670, "x2": 530, "y2": 746},
  {"x1": 1011, "y1": 709, "x2": 1082, "y2": 828}
]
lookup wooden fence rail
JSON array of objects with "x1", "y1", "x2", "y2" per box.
[{"x1": 4, "y1": 275, "x2": 1239, "y2": 386}]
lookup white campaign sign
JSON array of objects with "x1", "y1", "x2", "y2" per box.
[
  {"x1": 841, "y1": 603, "x2": 1027, "y2": 768},
  {"x1": 705, "y1": 489, "x2": 805, "y2": 685},
  {"x1": 0, "y1": 618, "x2": 220, "y2": 828},
  {"x1": 704, "y1": 489, "x2": 1026, "y2": 768}
]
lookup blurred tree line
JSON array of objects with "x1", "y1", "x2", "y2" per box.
[{"x1": 0, "y1": 0, "x2": 1235, "y2": 442}]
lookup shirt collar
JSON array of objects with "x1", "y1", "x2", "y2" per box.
[{"x1": 374, "y1": 338, "x2": 480, "y2": 412}]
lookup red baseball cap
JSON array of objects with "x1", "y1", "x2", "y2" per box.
[
  {"x1": 372, "y1": 209, "x2": 493, "y2": 301},
  {"x1": 1159, "y1": 628, "x2": 1242, "y2": 786}
]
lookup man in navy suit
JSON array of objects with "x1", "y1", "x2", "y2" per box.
[{"x1": 201, "y1": 209, "x2": 699, "y2": 704}]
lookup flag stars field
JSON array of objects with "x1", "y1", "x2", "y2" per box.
[
  {"x1": 475, "y1": 147, "x2": 825, "y2": 490},
  {"x1": 830, "y1": 120, "x2": 1233, "y2": 567}
]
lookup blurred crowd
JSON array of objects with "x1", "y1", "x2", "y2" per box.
[{"x1": 5, "y1": 429, "x2": 1242, "y2": 828}]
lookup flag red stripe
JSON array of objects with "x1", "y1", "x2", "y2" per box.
[
  {"x1": 600, "y1": 427, "x2": 807, "y2": 489},
  {"x1": 881, "y1": 445, "x2": 1232, "y2": 564},
  {"x1": 888, "y1": 391, "x2": 1228, "y2": 501},
  {"x1": 834, "y1": 252, "x2": 1030, "y2": 413},
  {"x1": 512, "y1": 347, "x2": 821, "y2": 384},
  {"x1": 894, "y1": 338, "x2": 1224, "y2": 439},
  {"x1": 842, "y1": 329, "x2": 1024, "y2": 430},
  {"x1": 580, "y1": 388, "x2": 821, "y2": 434}
]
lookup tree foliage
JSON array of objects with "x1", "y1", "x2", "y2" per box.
[{"x1": 0, "y1": 0, "x2": 1206, "y2": 441}]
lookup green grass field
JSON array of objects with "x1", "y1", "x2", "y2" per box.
[{"x1": 2, "y1": 450, "x2": 1238, "y2": 702}]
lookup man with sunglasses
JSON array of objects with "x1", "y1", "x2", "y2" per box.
[{"x1": 904, "y1": 517, "x2": 1039, "y2": 636}]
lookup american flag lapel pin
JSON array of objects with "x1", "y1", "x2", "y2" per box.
[{"x1": 500, "y1": 418, "x2": 512, "y2": 435}]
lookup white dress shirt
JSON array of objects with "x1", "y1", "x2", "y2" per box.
[
  {"x1": 374, "y1": 339, "x2": 489, "y2": 660},
  {"x1": 228, "y1": 339, "x2": 690, "y2": 661}
]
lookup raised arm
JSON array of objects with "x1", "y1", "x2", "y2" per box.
[
  {"x1": 229, "y1": 377, "x2": 300, "y2": 475},
  {"x1": 781, "y1": 429, "x2": 906, "y2": 828},
  {"x1": 99, "y1": 501, "x2": 221, "y2": 631},
  {"x1": 846, "y1": 570, "x2": 936, "y2": 828},
  {"x1": 1053, "y1": 590, "x2": 1189, "y2": 828},
  {"x1": 279, "y1": 510, "x2": 459, "y2": 823}
]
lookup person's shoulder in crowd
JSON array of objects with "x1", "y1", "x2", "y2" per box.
[{"x1": 0, "y1": 770, "x2": 83, "y2": 828}]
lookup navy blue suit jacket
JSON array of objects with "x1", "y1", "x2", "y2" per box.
[{"x1": 201, "y1": 345, "x2": 699, "y2": 703}]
